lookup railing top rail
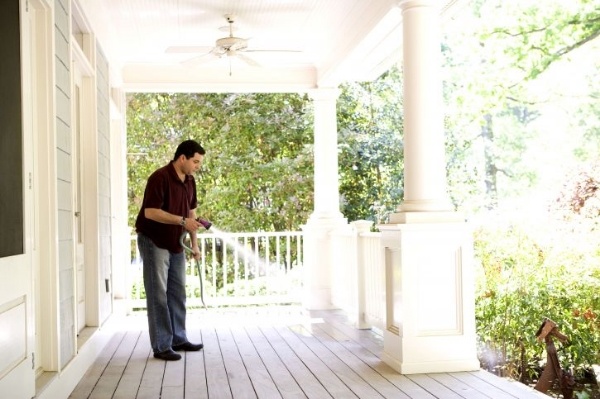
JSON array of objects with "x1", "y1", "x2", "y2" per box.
[
  {"x1": 131, "y1": 231, "x2": 303, "y2": 240},
  {"x1": 198, "y1": 231, "x2": 303, "y2": 238}
]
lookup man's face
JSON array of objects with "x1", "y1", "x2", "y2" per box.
[{"x1": 183, "y1": 153, "x2": 204, "y2": 175}]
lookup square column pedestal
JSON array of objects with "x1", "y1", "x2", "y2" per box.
[
  {"x1": 301, "y1": 216, "x2": 348, "y2": 310},
  {"x1": 378, "y1": 219, "x2": 480, "y2": 374}
]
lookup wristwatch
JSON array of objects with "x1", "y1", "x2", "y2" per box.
[{"x1": 179, "y1": 217, "x2": 186, "y2": 226}]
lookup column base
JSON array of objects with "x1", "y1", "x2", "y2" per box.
[
  {"x1": 379, "y1": 219, "x2": 480, "y2": 374},
  {"x1": 301, "y1": 215, "x2": 347, "y2": 310},
  {"x1": 382, "y1": 346, "x2": 481, "y2": 374}
]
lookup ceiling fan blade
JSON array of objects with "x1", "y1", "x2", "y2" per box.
[
  {"x1": 181, "y1": 52, "x2": 216, "y2": 65},
  {"x1": 245, "y1": 48, "x2": 302, "y2": 53},
  {"x1": 165, "y1": 45, "x2": 213, "y2": 54},
  {"x1": 235, "y1": 52, "x2": 261, "y2": 67},
  {"x1": 210, "y1": 47, "x2": 228, "y2": 57}
]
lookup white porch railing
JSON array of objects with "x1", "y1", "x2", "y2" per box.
[
  {"x1": 129, "y1": 231, "x2": 304, "y2": 310},
  {"x1": 330, "y1": 220, "x2": 385, "y2": 331},
  {"x1": 128, "y1": 222, "x2": 386, "y2": 332}
]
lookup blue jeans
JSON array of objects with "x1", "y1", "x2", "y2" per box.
[{"x1": 137, "y1": 233, "x2": 189, "y2": 353}]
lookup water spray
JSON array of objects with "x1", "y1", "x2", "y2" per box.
[{"x1": 180, "y1": 218, "x2": 284, "y2": 309}]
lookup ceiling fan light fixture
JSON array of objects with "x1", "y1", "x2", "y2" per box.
[{"x1": 215, "y1": 36, "x2": 248, "y2": 52}]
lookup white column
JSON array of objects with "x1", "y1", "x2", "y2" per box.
[
  {"x1": 302, "y1": 87, "x2": 347, "y2": 310},
  {"x1": 379, "y1": 0, "x2": 479, "y2": 374},
  {"x1": 389, "y1": 0, "x2": 457, "y2": 224},
  {"x1": 308, "y1": 87, "x2": 344, "y2": 221}
]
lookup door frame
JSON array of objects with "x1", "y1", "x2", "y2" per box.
[
  {"x1": 29, "y1": 0, "x2": 60, "y2": 377},
  {"x1": 71, "y1": 14, "x2": 100, "y2": 338}
]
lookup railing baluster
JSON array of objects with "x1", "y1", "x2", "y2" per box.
[
  {"x1": 211, "y1": 236, "x2": 217, "y2": 299},
  {"x1": 254, "y1": 236, "x2": 259, "y2": 279},
  {"x1": 265, "y1": 236, "x2": 270, "y2": 294},
  {"x1": 233, "y1": 236, "x2": 239, "y2": 297},
  {"x1": 244, "y1": 236, "x2": 249, "y2": 294},
  {"x1": 222, "y1": 235, "x2": 228, "y2": 297}
]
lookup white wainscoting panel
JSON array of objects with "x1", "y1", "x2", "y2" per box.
[{"x1": 0, "y1": 297, "x2": 26, "y2": 379}]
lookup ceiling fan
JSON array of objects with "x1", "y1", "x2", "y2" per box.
[
  {"x1": 166, "y1": 14, "x2": 301, "y2": 74},
  {"x1": 213, "y1": 15, "x2": 249, "y2": 55}
]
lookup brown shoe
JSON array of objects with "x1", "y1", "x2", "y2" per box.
[
  {"x1": 153, "y1": 349, "x2": 182, "y2": 361},
  {"x1": 172, "y1": 342, "x2": 204, "y2": 351}
]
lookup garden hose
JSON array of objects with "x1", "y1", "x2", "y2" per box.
[{"x1": 179, "y1": 231, "x2": 207, "y2": 309}]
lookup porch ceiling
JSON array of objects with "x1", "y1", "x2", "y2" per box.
[{"x1": 78, "y1": 0, "x2": 463, "y2": 93}]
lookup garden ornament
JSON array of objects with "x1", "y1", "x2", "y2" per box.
[{"x1": 534, "y1": 318, "x2": 575, "y2": 398}]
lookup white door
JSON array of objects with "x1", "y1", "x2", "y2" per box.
[
  {"x1": 72, "y1": 61, "x2": 86, "y2": 334},
  {"x1": 0, "y1": 1, "x2": 35, "y2": 397}
]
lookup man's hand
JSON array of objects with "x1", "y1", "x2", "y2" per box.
[
  {"x1": 183, "y1": 217, "x2": 202, "y2": 232},
  {"x1": 191, "y1": 244, "x2": 201, "y2": 260}
]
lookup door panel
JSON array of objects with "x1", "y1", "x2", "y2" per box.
[
  {"x1": 0, "y1": 1, "x2": 35, "y2": 397},
  {"x1": 72, "y1": 62, "x2": 86, "y2": 334}
]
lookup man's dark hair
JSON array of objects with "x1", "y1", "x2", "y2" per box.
[{"x1": 174, "y1": 139, "x2": 205, "y2": 160}]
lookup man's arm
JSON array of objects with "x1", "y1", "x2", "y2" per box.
[
  {"x1": 145, "y1": 208, "x2": 202, "y2": 231},
  {"x1": 145, "y1": 208, "x2": 184, "y2": 225}
]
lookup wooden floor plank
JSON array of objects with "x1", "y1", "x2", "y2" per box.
[
  {"x1": 312, "y1": 310, "x2": 384, "y2": 357},
  {"x1": 274, "y1": 325, "x2": 359, "y2": 398},
  {"x1": 315, "y1": 318, "x2": 435, "y2": 399},
  {"x1": 463, "y1": 371, "x2": 550, "y2": 398},
  {"x1": 444, "y1": 371, "x2": 532, "y2": 399},
  {"x1": 160, "y1": 350, "x2": 186, "y2": 399},
  {"x1": 68, "y1": 308, "x2": 550, "y2": 399},
  {"x1": 112, "y1": 331, "x2": 150, "y2": 399},
  {"x1": 136, "y1": 352, "x2": 165, "y2": 399},
  {"x1": 244, "y1": 325, "x2": 308, "y2": 399},
  {"x1": 69, "y1": 332, "x2": 125, "y2": 399},
  {"x1": 89, "y1": 330, "x2": 141, "y2": 399},
  {"x1": 309, "y1": 321, "x2": 411, "y2": 399},
  {"x1": 216, "y1": 326, "x2": 258, "y2": 399},
  {"x1": 288, "y1": 323, "x2": 385, "y2": 398},
  {"x1": 230, "y1": 326, "x2": 283, "y2": 399},
  {"x1": 428, "y1": 373, "x2": 492, "y2": 399},
  {"x1": 184, "y1": 326, "x2": 209, "y2": 398},
  {"x1": 406, "y1": 374, "x2": 464, "y2": 399},
  {"x1": 202, "y1": 327, "x2": 234, "y2": 399},
  {"x1": 319, "y1": 312, "x2": 476, "y2": 399},
  {"x1": 258, "y1": 326, "x2": 333, "y2": 399}
]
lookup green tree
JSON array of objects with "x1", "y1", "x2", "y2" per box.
[
  {"x1": 337, "y1": 66, "x2": 405, "y2": 224},
  {"x1": 127, "y1": 92, "x2": 314, "y2": 232},
  {"x1": 442, "y1": 0, "x2": 600, "y2": 214}
]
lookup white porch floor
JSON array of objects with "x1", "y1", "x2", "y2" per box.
[{"x1": 67, "y1": 306, "x2": 548, "y2": 399}]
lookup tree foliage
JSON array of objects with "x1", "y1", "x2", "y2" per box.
[
  {"x1": 127, "y1": 92, "x2": 314, "y2": 232},
  {"x1": 442, "y1": 0, "x2": 600, "y2": 215},
  {"x1": 479, "y1": 0, "x2": 600, "y2": 81},
  {"x1": 337, "y1": 67, "x2": 405, "y2": 224}
]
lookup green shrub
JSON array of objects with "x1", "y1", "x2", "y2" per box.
[{"x1": 474, "y1": 221, "x2": 600, "y2": 382}]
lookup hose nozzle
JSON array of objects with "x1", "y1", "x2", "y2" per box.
[{"x1": 197, "y1": 218, "x2": 212, "y2": 230}]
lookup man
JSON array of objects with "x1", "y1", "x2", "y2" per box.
[{"x1": 135, "y1": 139, "x2": 206, "y2": 361}]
